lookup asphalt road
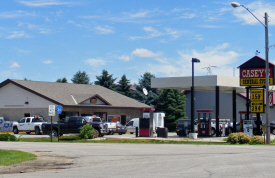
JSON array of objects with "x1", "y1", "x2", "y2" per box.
[{"x1": 1, "y1": 137, "x2": 275, "y2": 178}]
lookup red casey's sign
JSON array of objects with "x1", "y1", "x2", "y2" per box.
[{"x1": 240, "y1": 68, "x2": 273, "y2": 86}]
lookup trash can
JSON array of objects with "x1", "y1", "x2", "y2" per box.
[
  {"x1": 178, "y1": 128, "x2": 185, "y2": 137},
  {"x1": 158, "y1": 127, "x2": 168, "y2": 138}
]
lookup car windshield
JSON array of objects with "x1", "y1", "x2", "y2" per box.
[
  {"x1": 84, "y1": 118, "x2": 92, "y2": 123},
  {"x1": 32, "y1": 118, "x2": 46, "y2": 122},
  {"x1": 93, "y1": 117, "x2": 101, "y2": 122}
]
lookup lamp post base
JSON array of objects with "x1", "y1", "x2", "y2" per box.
[{"x1": 189, "y1": 133, "x2": 198, "y2": 139}]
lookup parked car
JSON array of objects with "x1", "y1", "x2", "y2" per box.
[
  {"x1": 13, "y1": 116, "x2": 47, "y2": 135},
  {"x1": 126, "y1": 118, "x2": 139, "y2": 134},
  {"x1": 115, "y1": 122, "x2": 127, "y2": 135},
  {"x1": 42, "y1": 116, "x2": 109, "y2": 137}
]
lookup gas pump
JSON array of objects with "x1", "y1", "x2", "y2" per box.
[
  {"x1": 239, "y1": 111, "x2": 251, "y2": 133},
  {"x1": 197, "y1": 110, "x2": 213, "y2": 136}
]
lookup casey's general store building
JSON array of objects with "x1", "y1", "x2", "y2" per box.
[{"x1": 0, "y1": 79, "x2": 153, "y2": 125}]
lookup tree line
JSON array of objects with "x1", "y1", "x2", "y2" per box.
[{"x1": 56, "y1": 70, "x2": 188, "y2": 131}]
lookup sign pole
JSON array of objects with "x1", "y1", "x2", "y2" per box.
[{"x1": 51, "y1": 116, "x2": 52, "y2": 142}]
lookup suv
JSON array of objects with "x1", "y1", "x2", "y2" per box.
[{"x1": 176, "y1": 119, "x2": 198, "y2": 136}]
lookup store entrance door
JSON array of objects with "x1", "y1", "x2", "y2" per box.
[{"x1": 121, "y1": 115, "x2": 126, "y2": 125}]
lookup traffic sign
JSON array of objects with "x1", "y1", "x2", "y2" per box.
[
  {"x1": 56, "y1": 105, "x2": 63, "y2": 114},
  {"x1": 49, "y1": 105, "x2": 55, "y2": 116}
]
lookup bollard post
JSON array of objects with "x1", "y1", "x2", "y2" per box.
[{"x1": 136, "y1": 127, "x2": 138, "y2": 137}]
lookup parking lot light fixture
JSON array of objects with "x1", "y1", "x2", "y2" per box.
[
  {"x1": 191, "y1": 58, "x2": 200, "y2": 134},
  {"x1": 231, "y1": 2, "x2": 270, "y2": 144}
]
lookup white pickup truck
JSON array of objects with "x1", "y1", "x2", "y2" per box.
[{"x1": 13, "y1": 116, "x2": 47, "y2": 135}]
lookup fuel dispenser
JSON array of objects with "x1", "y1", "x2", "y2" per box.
[
  {"x1": 239, "y1": 111, "x2": 252, "y2": 133},
  {"x1": 139, "y1": 117, "x2": 153, "y2": 137},
  {"x1": 197, "y1": 109, "x2": 213, "y2": 136}
]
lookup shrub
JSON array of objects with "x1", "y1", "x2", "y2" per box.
[
  {"x1": 0, "y1": 133, "x2": 17, "y2": 141},
  {"x1": 227, "y1": 133, "x2": 251, "y2": 144},
  {"x1": 227, "y1": 133, "x2": 239, "y2": 144},
  {"x1": 238, "y1": 133, "x2": 251, "y2": 144},
  {"x1": 79, "y1": 124, "x2": 95, "y2": 139},
  {"x1": 93, "y1": 130, "x2": 99, "y2": 138},
  {"x1": 250, "y1": 136, "x2": 264, "y2": 144}
]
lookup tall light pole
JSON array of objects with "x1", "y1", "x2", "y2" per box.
[
  {"x1": 191, "y1": 58, "x2": 200, "y2": 135},
  {"x1": 231, "y1": 2, "x2": 270, "y2": 144}
]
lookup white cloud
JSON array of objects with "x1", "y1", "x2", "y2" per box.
[
  {"x1": 9, "y1": 62, "x2": 20, "y2": 68},
  {"x1": 126, "y1": 11, "x2": 151, "y2": 18},
  {"x1": 45, "y1": 17, "x2": 51, "y2": 22},
  {"x1": 131, "y1": 48, "x2": 162, "y2": 58},
  {"x1": 180, "y1": 13, "x2": 196, "y2": 19},
  {"x1": 118, "y1": 54, "x2": 132, "y2": 62},
  {"x1": 85, "y1": 59, "x2": 106, "y2": 67},
  {"x1": 177, "y1": 43, "x2": 239, "y2": 76},
  {"x1": 19, "y1": 0, "x2": 73, "y2": 7},
  {"x1": 0, "y1": 11, "x2": 36, "y2": 18},
  {"x1": 27, "y1": 24, "x2": 35, "y2": 29},
  {"x1": 146, "y1": 64, "x2": 181, "y2": 77},
  {"x1": 67, "y1": 20, "x2": 81, "y2": 27},
  {"x1": 43, "y1": 60, "x2": 53, "y2": 64},
  {"x1": 143, "y1": 26, "x2": 162, "y2": 37},
  {"x1": 95, "y1": 26, "x2": 114, "y2": 34},
  {"x1": 6, "y1": 31, "x2": 29, "y2": 39},
  {"x1": 232, "y1": 1, "x2": 275, "y2": 26}
]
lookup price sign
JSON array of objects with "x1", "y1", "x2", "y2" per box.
[
  {"x1": 251, "y1": 101, "x2": 264, "y2": 113},
  {"x1": 250, "y1": 89, "x2": 264, "y2": 113},
  {"x1": 250, "y1": 89, "x2": 263, "y2": 100}
]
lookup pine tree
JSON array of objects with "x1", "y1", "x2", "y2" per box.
[
  {"x1": 155, "y1": 89, "x2": 187, "y2": 131},
  {"x1": 117, "y1": 74, "x2": 133, "y2": 97},
  {"x1": 56, "y1": 77, "x2": 68, "y2": 83},
  {"x1": 133, "y1": 72, "x2": 161, "y2": 107},
  {"x1": 94, "y1": 69, "x2": 117, "y2": 90},
  {"x1": 71, "y1": 71, "x2": 90, "y2": 84}
]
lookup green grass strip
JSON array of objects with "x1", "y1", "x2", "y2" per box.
[{"x1": 0, "y1": 150, "x2": 37, "y2": 166}]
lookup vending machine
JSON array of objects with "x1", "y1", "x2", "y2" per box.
[{"x1": 197, "y1": 110, "x2": 213, "y2": 136}]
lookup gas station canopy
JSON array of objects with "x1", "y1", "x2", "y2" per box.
[
  {"x1": 151, "y1": 75, "x2": 246, "y2": 93},
  {"x1": 151, "y1": 75, "x2": 275, "y2": 93}
]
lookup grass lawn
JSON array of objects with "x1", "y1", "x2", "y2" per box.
[
  {"x1": 0, "y1": 150, "x2": 37, "y2": 166},
  {"x1": 17, "y1": 136, "x2": 229, "y2": 145}
]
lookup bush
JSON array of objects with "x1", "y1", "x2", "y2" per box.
[
  {"x1": 238, "y1": 133, "x2": 251, "y2": 144},
  {"x1": 227, "y1": 133, "x2": 251, "y2": 144},
  {"x1": 250, "y1": 136, "x2": 264, "y2": 144},
  {"x1": 0, "y1": 133, "x2": 17, "y2": 141},
  {"x1": 79, "y1": 124, "x2": 95, "y2": 139}
]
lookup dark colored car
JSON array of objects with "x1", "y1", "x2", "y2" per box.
[
  {"x1": 115, "y1": 122, "x2": 127, "y2": 135},
  {"x1": 270, "y1": 122, "x2": 275, "y2": 135}
]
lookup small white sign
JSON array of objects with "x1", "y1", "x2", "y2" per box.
[
  {"x1": 243, "y1": 120, "x2": 253, "y2": 137},
  {"x1": 49, "y1": 105, "x2": 55, "y2": 116}
]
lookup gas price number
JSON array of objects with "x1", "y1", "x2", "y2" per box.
[{"x1": 250, "y1": 89, "x2": 264, "y2": 113}]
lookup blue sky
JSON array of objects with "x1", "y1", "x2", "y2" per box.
[{"x1": 1, "y1": 0, "x2": 275, "y2": 84}]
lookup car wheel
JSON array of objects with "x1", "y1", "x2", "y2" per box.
[
  {"x1": 35, "y1": 127, "x2": 40, "y2": 135},
  {"x1": 26, "y1": 132, "x2": 31, "y2": 134},
  {"x1": 119, "y1": 133, "x2": 122, "y2": 135},
  {"x1": 130, "y1": 132, "x2": 133, "y2": 134},
  {"x1": 211, "y1": 128, "x2": 215, "y2": 136},
  {"x1": 272, "y1": 129, "x2": 275, "y2": 135},
  {"x1": 49, "y1": 130, "x2": 58, "y2": 137},
  {"x1": 13, "y1": 127, "x2": 18, "y2": 134}
]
